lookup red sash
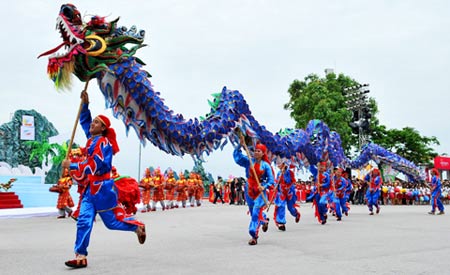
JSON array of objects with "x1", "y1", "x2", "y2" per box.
[{"x1": 88, "y1": 173, "x2": 111, "y2": 195}]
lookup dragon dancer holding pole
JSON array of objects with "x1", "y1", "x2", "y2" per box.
[
  {"x1": 233, "y1": 134, "x2": 274, "y2": 245},
  {"x1": 308, "y1": 162, "x2": 331, "y2": 225},
  {"x1": 271, "y1": 160, "x2": 301, "y2": 231},
  {"x1": 61, "y1": 90, "x2": 146, "y2": 269}
]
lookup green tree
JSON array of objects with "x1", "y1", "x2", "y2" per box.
[
  {"x1": 284, "y1": 72, "x2": 360, "y2": 152},
  {"x1": 25, "y1": 133, "x2": 77, "y2": 184},
  {"x1": 370, "y1": 125, "x2": 439, "y2": 165},
  {"x1": 26, "y1": 135, "x2": 67, "y2": 168},
  {"x1": 284, "y1": 71, "x2": 439, "y2": 164}
]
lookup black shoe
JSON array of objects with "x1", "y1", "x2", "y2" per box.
[
  {"x1": 65, "y1": 257, "x2": 87, "y2": 268},
  {"x1": 277, "y1": 224, "x2": 286, "y2": 231},
  {"x1": 262, "y1": 219, "x2": 269, "y2": 232},
  {"x1": 428, "y1": 211, "x2": 435, "y2": 215},
  {"x1": 248, "y1": 238, "x2": 258, "y2": 245},
  {"x1": 295, "y1": 212, "x2": 301, "y2": 223},
  {"x1": 437, "y1": 211, "x2": 445, "y2": 215},
  {"x1": 136, "y1": 225, "x2": 146, "y2": 244}
]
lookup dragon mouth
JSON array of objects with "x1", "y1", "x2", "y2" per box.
[{"x1": 38, "y1": 14, "x2": 85, "y2": 59}]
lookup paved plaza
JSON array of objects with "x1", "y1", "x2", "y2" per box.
[{"x1": 1, "y1": 203, "x2": 449, "y2": 275}]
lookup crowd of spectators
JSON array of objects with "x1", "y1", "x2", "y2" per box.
[
  {"x1": 294, "y1": 177, "x2": 450, "y2": 206},
  {"x1": 210, "y1": 177, "x2": 247, "y2": 205},
  {"x1": 208, "y1": 172, "x2": 450, "y2": 207}
]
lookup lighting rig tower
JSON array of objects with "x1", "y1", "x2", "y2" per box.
[{"x1": 344, "y1": 84, "x2": 371, "y2": 151}]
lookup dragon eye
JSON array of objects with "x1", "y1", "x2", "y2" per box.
[{"x1": 60, "y1": 5, "x2": 74, "y2": 19}]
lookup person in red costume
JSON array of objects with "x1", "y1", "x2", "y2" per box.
[
  {"x1": 194, "y1": 173, "x2": 204, "y2": 207},
  {"x1": 62, "y1": 90, "x2": 145, "y2": 269},
  {"x1": 307, "y1": 162, "x2": 331, "y2": 224},
  {"x1": 176, "y1": 172, "x2": 188, "y2": 208},
  {"x1": 164, "y1": 169, "x2": 177, "y2": 209},
  {"x1": 139, "y1": 168, "x2": 153, "y2": 212},
  {"x1": 186, "y1": 172, "x2": 197, "y2": 207},
  {"x1": 208, "y1": 182, "x2": 215, "y2": 203},
  {"x1": 223, "y1": 179, "x2": 231, "y2": 203},
  {"x1": 67, "y1": 148, "x2": 88, "y2": 221},
  {"x1": 233, "y1": 136, "x2": 275, "y2": 245},
  {"x1": 151, "y1": 167, "x2": 166, "y2": 211},
  {"x1": 272, "y1": 160, "x2": 301, "y2": 231},
  {"x1": 364, "y1": 168, "x2": 382, "y2": 215},
  {"x1": 55, "y1": 168, "x2": 74, "y2": 219}
]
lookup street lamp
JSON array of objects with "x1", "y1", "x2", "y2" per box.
[{"x1": 344, "y1": 84, "x2": 371, "y2": 151}]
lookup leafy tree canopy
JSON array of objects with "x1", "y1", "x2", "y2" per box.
[
  {"x1": 370, "y1": 125, "x2": 439, "y2": 165},
  {"x1": 284, "y1": 73, "x2": 360, "y2": 152},
  {"x1": 284, "y1": 72, "x2": 439, "y2": 165}
]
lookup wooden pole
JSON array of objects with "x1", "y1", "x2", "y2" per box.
[
  {"x1": 266, "y1": 180, "x2": 279, "y2": 211},
  {"x1": 266, "y1": 165, "x2": 285, "y2": 212},
  {"x1": 65, "y1": 80, "x2": 90, "y2": 160}
]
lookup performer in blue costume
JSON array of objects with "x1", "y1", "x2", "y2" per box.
[
  {"x1": 273, "y1": 160, "x2": 301, "y2": 231},
  {"x1": 332, "y1": 168, "x2": 347, "y2": 221},
  {"x1": 365, "y1": 168, "x2": 382, "y2": 215},
  {"x1": 233, "y1": 135, "x2": 275, "y2": 245},
  {"x1": 308, "y1": 162, "x2": 331, "y2": 224},
  {"x1": 62, "y1": 90, "x2": 146, "y2": 269},
  {"x1": 343, "y1": 170, "x2": 353, "y2": 212},
  {"x1": 428, "y1": 168, "x2": 445, "y2": 215}
]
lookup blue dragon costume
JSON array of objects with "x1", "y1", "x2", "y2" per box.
[{"x1": 39, "y1": 4, "x2": 425, "y2": 182}]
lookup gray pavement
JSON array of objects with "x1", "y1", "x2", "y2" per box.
[{"x1": 0, "y1": 202, "x2": 449, "y2": 275}]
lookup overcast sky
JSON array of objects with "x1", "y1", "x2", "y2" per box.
[{"x1": 1, "y1": 0, "x2": 449, "y2": 180}]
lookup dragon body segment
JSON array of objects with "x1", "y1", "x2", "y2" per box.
[{"x1": 39, "y1": 4, "x2": 425, "y2": 181}]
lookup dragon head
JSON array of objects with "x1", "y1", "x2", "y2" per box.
[{"x1": 39, "y1": 4, "x2": 146, "y2": 90}]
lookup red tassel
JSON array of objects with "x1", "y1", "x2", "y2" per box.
[{"x1": 105, "y1": 128, "x2": 120, "y2": 154}]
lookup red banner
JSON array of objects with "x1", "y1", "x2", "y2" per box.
[{"x1": 434, "y1": 156, "x2": 450, "y2": 170}]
